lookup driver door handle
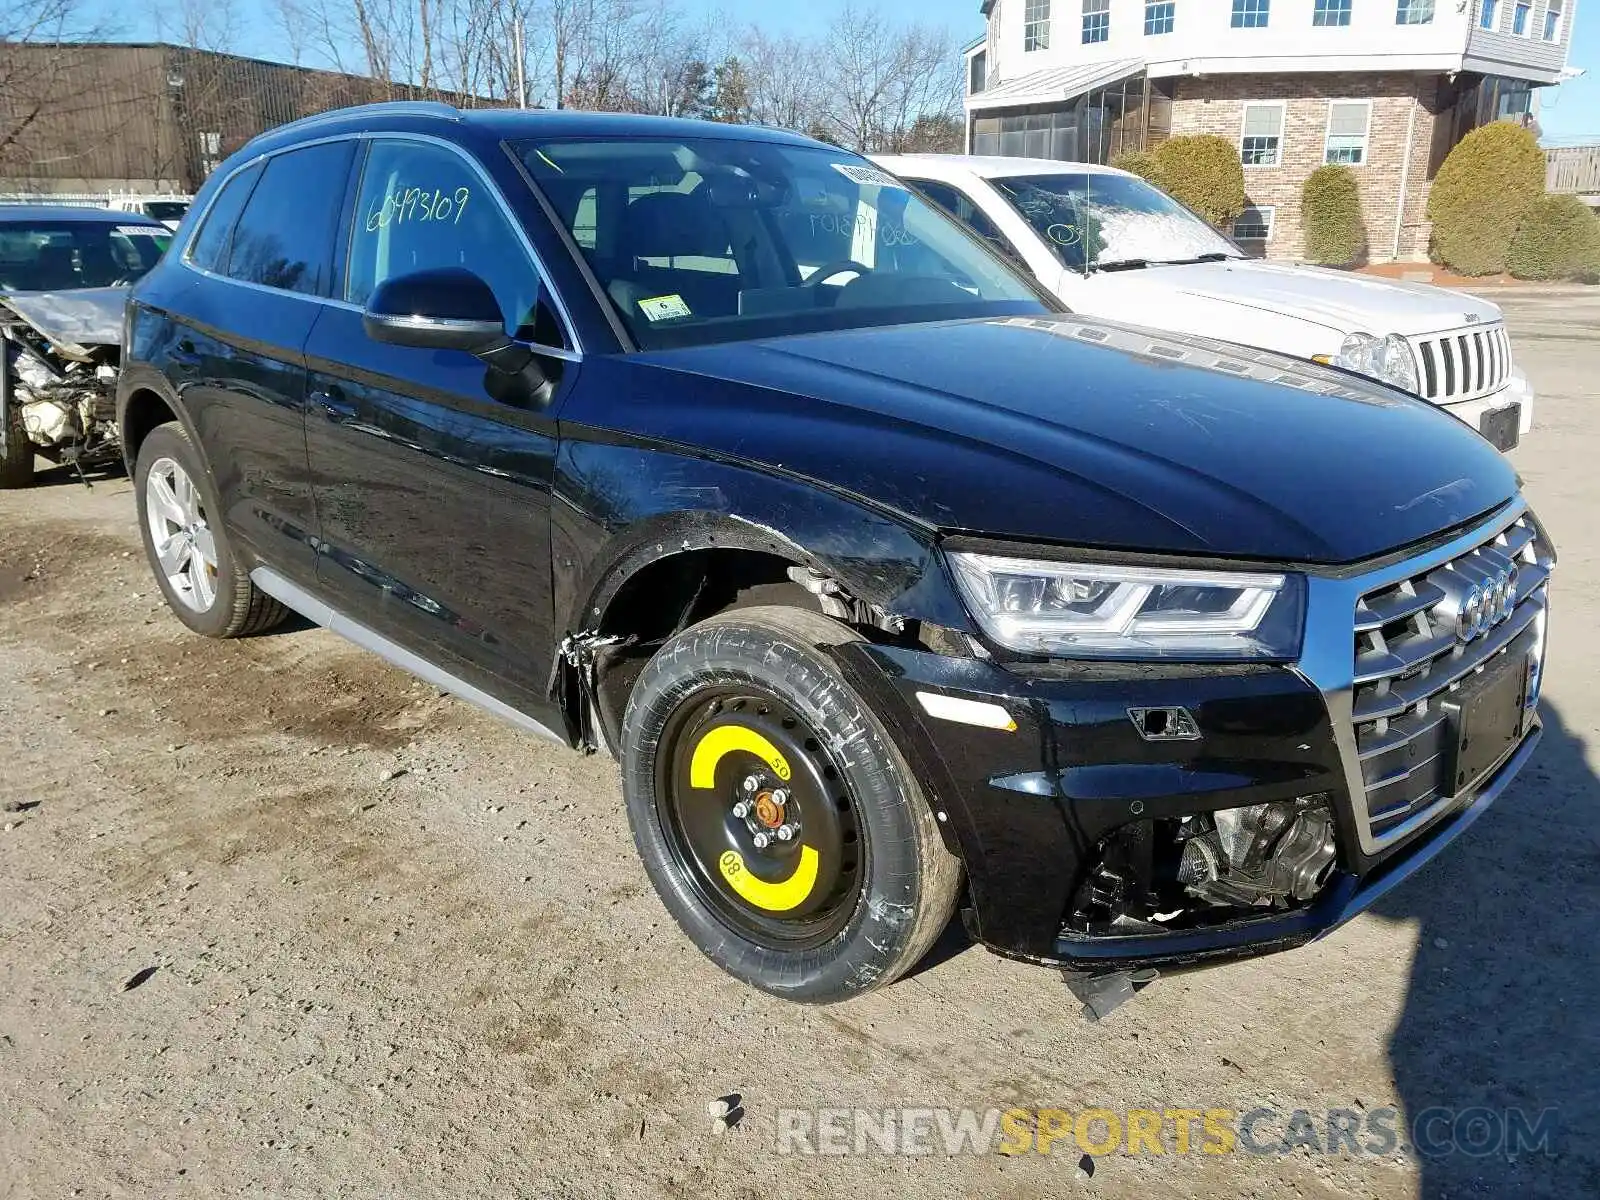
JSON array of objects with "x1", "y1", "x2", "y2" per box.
[{"x1": 309, "y1": 385, "x2": 355, "y2": 419}]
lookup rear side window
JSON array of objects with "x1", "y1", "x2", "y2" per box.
[
  {"x1": 346, "y1": 138, "x2": 547, "y2": 340},
  {"x1": 223, "y1": 140, "x2": 354, "y2": 296},
  {"x1": 187, "y1": 161, "x2": 262, "y2": 272}
]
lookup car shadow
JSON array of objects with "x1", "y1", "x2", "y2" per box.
[
  {"x1": 24, "y1": 459, "x2": 125, "y2": 490},
  {"x1": 1373, "y1": 698, "x2": 1600, "y2": 1194}
]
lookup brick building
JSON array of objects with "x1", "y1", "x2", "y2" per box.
[{"x1": 964, "y1": 0, "x2": 1580, "y2": 261}]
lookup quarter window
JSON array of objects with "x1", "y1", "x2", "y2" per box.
[
  {"x1": 1144, "y1": 1, "x2": 1174, "y2": 35},
  {"x1": 1025, "y1": 0, "x2": 1051, "y2": 50},
  {"x1": 187, "y1": 161, "x2": 261, "y2": 273},
  {"x1": 1324, "y1": 101, "x2": 1371, "y2": 165},
  {"x1": 223, "y1": 141, "x2": 353, "y2": 296},
  {"x1": 1082, "y1": 0, "x2": 1109, "y2": 43},
  {"x1": 1313, "y1": 0, "x2": 1351, "y2": 26},
  {"x1": 1543, "y1": 0, "x2": 1563, "y2": 40},
  {"x1": 1396, "y1": 0, "x2": 1435, "y2": 24},
  {"x1": 1479, "y1": 0, "x2": 1498, "y2": 29},
  {"x1": 1233, "y1": 205, "x2": 1274, "y2": 242},
  {"x1": 1231, "y1": 0, "x2": 1270, "y2": 28},
  {"x1": 346, "y1": 139, "x2": 552, "y2": 343},
  {"x1": 1240, "y1": 103, "x2": 1285, "y2": 167},
  {"x1": 1512, "y1": 0, "x2": 1530, "y2": 34}
]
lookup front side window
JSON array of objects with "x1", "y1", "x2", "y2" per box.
[
  {"x1": 1082, "y1": 0, "x2": 1109, "y2": 43},
  {"x1": 0, "y1": 220, "x2": 167, "y2": 290},
  {"x1": 1479, "y1": 0, "x2": 1499, "y2": 29},
  {"x1": 1512, "y1": 0, "x2": 1530, "y2": 34},
  {"x1": 1543, "y1": 0, "x2": 1563, "y2": 40},
  {"x1": 1025, "y1": 0, "x2": 1052, "y2": 50},
  {"x1": 914, "y1": 179, "x2": 1020, "y2": 262},
  {"x1": 187, "y1": 161, "x2": 262, "y2": 274},
  {"x1": 1314, "y1": 0, "x2": 1352, "y2": 26},
  {"x1": 1232, "y1": 0, "x2": 1270, "y2": 28},
  {"x1": 224, "y1": 141, "x2": 353, "y2": 296},
  {"x1": 1233, "y1": 205, "x2": 1275, "y2": 242},
  {"x1": 518, "y1": 137, "x2": 1044, "y2": 350},
  {"x1": 1240, "y1": 103, "x2": 1285, "y2": 166},
  {"x1": 1144, "y1": 1, "x2": 1175, "y2": 34},
  {"x1": 1324, "y1": 101, "x2": 1371, "y2": 165},
  {"x1": 347, "y1": 139, "x2": 551, "y2": 342},
  {"x1": 1396, "y1": 0, "x2": 1435, "y2": 24},
  {"x1": 990, "y1": 171, "x2": 1240, "y2": 274}
]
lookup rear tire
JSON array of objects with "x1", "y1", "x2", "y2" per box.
[
  {"x1": 621, "y1": 605, "x2": 962, "y2": 1003},
  {"x1": 133, "y1": 422, "x2": 287, "y2": 638}
]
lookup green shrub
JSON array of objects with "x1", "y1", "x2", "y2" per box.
[
  {"x1": 1301, "y1": 164, "x2": 1367, "y2": 266},
  {"x1": 1110, "y1": 149, "x2": 1166, "y2": 190},
  {"x1": 1150, "y1": 135, "x2": 1246, "y2": 228},
  {"x1": 1426, "y1": 122, "x2": 1546, "y2": 275},
  {"x1": 1507, "y1": 194, "x2": 1600, "y2": 281}
]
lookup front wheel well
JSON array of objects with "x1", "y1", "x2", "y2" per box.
[{"x1": 119, "y1": 388, "x2": 179, "y2": 471}]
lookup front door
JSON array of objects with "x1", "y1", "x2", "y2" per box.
[{"x1": 304, "y1": 135, "x2": 574, "y2": 719}]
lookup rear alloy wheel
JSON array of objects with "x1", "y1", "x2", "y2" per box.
[
  {"x1": 133, "y1": 423, "x2": 288, "y2": 638},
  {"x1": 622, "y1": 605, "x2": 962, "y2": 1002}
]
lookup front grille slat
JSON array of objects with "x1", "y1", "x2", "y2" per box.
[
  {"x1": 1348, "y1": 512, "x2": 1553, "y2": 845},
  {"x1": 1407, "y1": 322, "x2": 1512, "y2": 403}
]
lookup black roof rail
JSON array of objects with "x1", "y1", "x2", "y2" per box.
[{"x1": 249, "y1": 100, "x2": 464, "y2": 144}]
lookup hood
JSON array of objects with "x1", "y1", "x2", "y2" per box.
[
  {"x1": 1107, "y1": 260, "x2": 1502, "y2": 338},
  {"x1": 629, "y1": 315, "x2": 1517, "y2": 565},
  {"x1": 0, "y1": 286, "x2": 126, "y2": 359}
]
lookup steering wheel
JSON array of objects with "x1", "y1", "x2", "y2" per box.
[{"x1": 803, "y1": 260, "x2": 875, "y2": 288}]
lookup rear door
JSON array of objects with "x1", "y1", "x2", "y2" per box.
[
  {"x1": 169, "y1": 140, "x2": 356, "y2": 584},
  {"x1": 303, "y1": 135, "x2": 575, "y2": 715}
]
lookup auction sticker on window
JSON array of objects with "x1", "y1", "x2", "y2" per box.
[
  {"x1": 638, "y1": 294, "x2": 692, "y2": 322},
  {"x1": 830, "y1": 163, "x2": 906, "y2": 190},
  {"x1": 117, "y1": 226, "x2": 165, "y2": 237}
]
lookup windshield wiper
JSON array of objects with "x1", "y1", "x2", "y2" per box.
[
  {"x1": 1151, "y1": 252, "x2": 1237, "y2": 267},
  {"x1": 1090, "y1": 258, "x2": 1150, "y2": 273}
]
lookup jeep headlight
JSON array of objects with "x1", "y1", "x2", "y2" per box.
[
  {"x1": 948, "y1": 553, "x2": 1305, "y2": 660},
  {"x1": 1332, "y1": 332, "x2": 1419, "y2": 394}
]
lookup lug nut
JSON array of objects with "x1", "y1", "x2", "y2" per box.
[
  {"x1": 770, "y1": 789, "x2": 788, "y2": 808},
  {"x1": 742, "y1": 775, "x2": 759, "y2": 793},
  {"x1": 775, "y1": 824, "x2": 795, "y2": 842},
  {"x1": 732, "y1": 801, "x2": 750, "y2": 819},
  {"x1": 752, "y1": 832, "x2": 771, "y2": 850}
]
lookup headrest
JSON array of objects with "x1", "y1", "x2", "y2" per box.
[{"x1": 622, "y1": 190, "x2": 731, "y2": 260}]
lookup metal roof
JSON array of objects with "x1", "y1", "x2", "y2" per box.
[{"x1": 967, "y1": 57, "x2": 1145, "y2": 113}]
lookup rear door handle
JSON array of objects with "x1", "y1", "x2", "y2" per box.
[
  {"x1": 309, "y1": 385, "x2": 355, "y2": 419},
  {"x1": 170, "y1": 337, "x2": 201, "y2": 369}
]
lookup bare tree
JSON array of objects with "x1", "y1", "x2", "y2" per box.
[
  {"x1": 816, "y1": 0, "x2": 961, "y2": 153},
  {"x1": 740, "y1": 28, "x2": 823, "y2": 133},
  {"x1": 0, "y1": 0, "x2": 103, "y2": 168}
]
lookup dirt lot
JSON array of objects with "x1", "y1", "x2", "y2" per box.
[{"x1": 3, "y1": 291, "x2": 1598, "y2": 1200}]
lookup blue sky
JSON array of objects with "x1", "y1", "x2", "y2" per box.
[{"x1": 107, "y1": 0, "x2": 1595, "y2": 139}]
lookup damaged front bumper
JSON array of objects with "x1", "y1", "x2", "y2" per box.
[{"x1": 827, "y1": 501, "x2": 1554, "y2": 972}]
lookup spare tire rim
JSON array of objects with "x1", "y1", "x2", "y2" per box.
[
  {"x1": 145, "y1": 456, "x2": 218, "y2": 613},
  {"x1": 658, "y1": 687, "x2": 867, "y2": 952}
]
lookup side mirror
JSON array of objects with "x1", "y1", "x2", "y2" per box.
[{"x1": 362, "y1": 267, "x2": 507, "y2": 354}]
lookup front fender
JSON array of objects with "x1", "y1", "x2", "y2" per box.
[{"x1": 552, "y1": 427, "x2": 973, "y2": 637}]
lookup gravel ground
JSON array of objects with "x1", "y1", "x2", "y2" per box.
[{"x1": 2, "y1": 291, "x2": 1597, "y2": 1199}]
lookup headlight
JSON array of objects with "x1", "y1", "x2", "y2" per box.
[
  {"x1": 948, "y1": 553, "x2": 1305, "y2": 660},
  {"x1": 1334, "y1": 332, "x2": 1419, "y2": 394}
]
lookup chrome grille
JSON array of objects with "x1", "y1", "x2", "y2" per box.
[
  {"x1": 1349, "y1": 513, "x2": 1552, "y2": 844},
  {"x1": 1411, "y1": 323, "x2": 1512, "y2": 403}
]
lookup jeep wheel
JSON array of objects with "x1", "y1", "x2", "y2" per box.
[
  {"x1": 621, "y1": 606, "x2": 962, "y2": 1003},
  {"x1": 133, "y1": 423, "x2": 287, "y2": 638}
]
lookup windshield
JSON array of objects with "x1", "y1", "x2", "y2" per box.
[
  {"x1": 517, "y1": 137, "x2": 1046, "y2": 349},
  {"x1": 0, "y1": 220, "x2": 169, "y2": 291},
  {"x1": 990, "y1": 172, "x2": 1240, "y2": 274}
]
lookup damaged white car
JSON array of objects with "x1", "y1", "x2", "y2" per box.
[{"x1": 1, "y1": 205, "x2": 169, "y2": 488}]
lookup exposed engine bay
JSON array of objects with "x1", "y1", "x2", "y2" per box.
[
  {"x1": 0, "y1": 287, "x2": 125, "y2": 486},
  {"x1": 1065, "y1": 796, "x2": 1340, "y2": 938}
]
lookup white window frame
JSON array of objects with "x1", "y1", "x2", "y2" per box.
[
  {"x1": 1313, "y1": 0, "x2": 1352, "y2": 26},
  {"x1": 1233, "y1": 205, "x2": 1275, "y2": 242},
  {"x1": 1082, "y1": 0, "x2": 1110, "y2": 43},
  {"x1": 1395, "y1": 0, "x2": 1435, "y2": 25},
  {"x1": 1323, "y1": 98, "x2": 1372, "y2": 166},
  {"x1": 1239, "y1": 100, "x2": 1287, "y2": 168},
  {"x1": 1024, "y1": 0, "x2": 1052, "y2": 50},
  {"x1": 1478, "y1": 0, "x2": 1498, "y2": 30},
  {"x1": 1144, "y1": 0, "x2": 1175, "y2": 35},
  {"x1": 1542, "y1": 0, "x2": 1564, "y2": 41},
  {"x1": 1231, "y1": 0, "x2": 1271, "y2": 28},
  {"x1": 1511, "y1": 0, "x2": 1532, "y2": 35}
]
